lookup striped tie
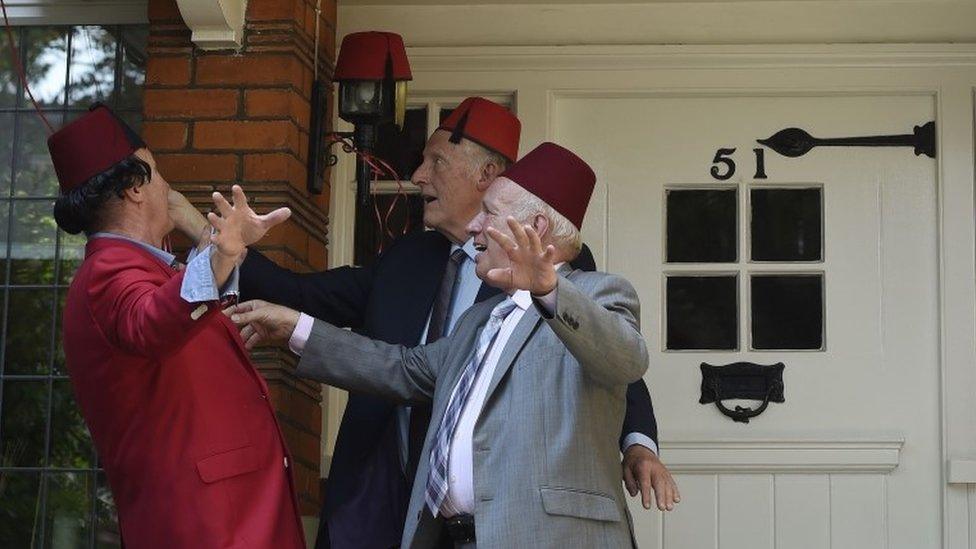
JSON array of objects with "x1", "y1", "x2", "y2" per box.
[{"x1": 424, "y1": 297, "x2": 517, "y2": 516}]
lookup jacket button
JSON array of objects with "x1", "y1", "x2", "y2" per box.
[
  {"x1": 260, "y1": 393, "x2": 268, "y2": 400},
  {"x1": 283, "y1": 457, "x2": 289, "y2": 468}
]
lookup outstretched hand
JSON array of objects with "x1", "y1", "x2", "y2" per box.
[
  {"x1": 225, "y1": 299, "x2": 301, "y2": 350},
  {"x1": 207, "y1": 185, "x2": 250, "y2": 260},
  {"x1": 484, "y1": 216, "x2": 559, "y2": 295},
  {"x1": 208, "y1": 185, "x2": 291, "y2": 250}
]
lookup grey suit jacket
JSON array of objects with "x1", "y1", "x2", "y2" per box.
[{"x1": 298, "y1": 267, "x2": 649, "y2": 548}]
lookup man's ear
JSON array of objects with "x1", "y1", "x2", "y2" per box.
[
  {"x1": 532, "y1": 214, "x2": 551, "y2": 240},
  {"x1": 475, "y1": 159, "x2": 503, "y2": 192},
  {"x1": 121, "y1": 181, "x2": 146, "y2": 204}
]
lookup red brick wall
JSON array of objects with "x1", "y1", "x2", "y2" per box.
[{"x1": 144, "y1": 0, "x2": 336, "y2": 519}]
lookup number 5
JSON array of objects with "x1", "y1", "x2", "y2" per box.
[{"x1": 711, "y1": 148, "x2": 736, "y2": 181}]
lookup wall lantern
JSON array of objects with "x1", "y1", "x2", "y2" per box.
[{"x1": 307, "y1": 31, "x2": 412, "y2": 208}]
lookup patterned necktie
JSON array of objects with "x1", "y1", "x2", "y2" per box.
[
  {"x1": 407, "y1": 248, "x2": 467, "y2": 478},
  {"x1": 425, "y1": 297, "x2": 518, "y2": 516}
]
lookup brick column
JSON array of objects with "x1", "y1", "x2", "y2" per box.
[{"x1": 143, "y1": 0, "x2": 336, "y2": 527}]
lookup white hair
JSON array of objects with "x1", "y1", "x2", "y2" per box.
[{"x1": 505, "y1": 183, "x2": 583, "y2": 259}]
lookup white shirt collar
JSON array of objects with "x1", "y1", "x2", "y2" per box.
[{"x1": 511, "y1": 290, "x2": 532, "y2": 311}]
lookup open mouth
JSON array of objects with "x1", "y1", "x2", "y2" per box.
[
  {"x1": 423, "y1": 196, "x2": 437, "y2": 204},
  {"x1": 473, "y1": 243, "x2": 487, "y2": 252}
]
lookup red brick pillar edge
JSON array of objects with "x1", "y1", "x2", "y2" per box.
[{"x1": 143, "y1": 0, "x2": 337, "y2": 525}]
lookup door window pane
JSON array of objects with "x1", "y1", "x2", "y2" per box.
[
  {"x1": 118, "y1": 27, "x2": 147, "y2": 109},
  {"x1": 1, "y1": 380, "x2": 51, "y2": 466},
  {"x1": 666, "y1": 188, "x2": 737, "y2": 263},
  {"x1": 751, "y1": 187, "x2": 823, "y2": 261},
  {"x1": 94, "y1": 471, "x2": 121, "y2": 548},
  {"x1": 0, "y1": 200, "x2": 9, "y2": 283},
  {"x1": 13, "y1": 112, "x2": 61, "y2": 197},
  {"x1": 68, "y1": 26, "x2": 117, "y2": 106},
  {"x1": 22, "y1": 27, "x2": 68, "y2": 107},
  {"x1": 0, "y1": 29, "x2": 18, "y2": 108},
  {"x1": 751, "y1": 274, "x2": 824, "y2": 350},
  {"x1": 0, "y1": 473, "x2": 42, "y2": 546},
  {"x1": 50, "y1": 380, "x2": 94, "y2": 468},
  {"x1": 53, "y1": 289, "x2": 68, "y2": 376},
  {"x1": 44, "y1": 472, "x2": 93, "y2": 548},
  {"x1": 10, "y1": 199, "x2": 58, "y2": 284},
  {"x1": 666, "y1": 275, "x2": 738, "y2": 350},
  {"x1": 5, "y1": 289, "x2": 55, "y2": 374},
  {"x1": 0, "y1": 113, "x2": 13, "y2": 194},
  {"x1": 59, "y1": 231, "x2": 87, "y2": 286}
]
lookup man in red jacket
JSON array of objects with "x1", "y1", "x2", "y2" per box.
[{"x1": 48, "y1": 104, "x2": 305, "y2": 548}]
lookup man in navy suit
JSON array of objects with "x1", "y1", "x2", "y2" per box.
[{"x1": 172, "y1": 97, "x2": 678, "y2": 549}]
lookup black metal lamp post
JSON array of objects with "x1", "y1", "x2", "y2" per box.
[{"x1": 329, "y1": 32, "x2": 412, "y2": 209}]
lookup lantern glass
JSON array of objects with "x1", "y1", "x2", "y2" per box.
[{"x1": 339, "y1": 80, "x2": 393, "y2": 124}]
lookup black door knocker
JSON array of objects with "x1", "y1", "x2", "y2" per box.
[{"x1": 699, "y1": 362, "x2": 785, "y2": 423}]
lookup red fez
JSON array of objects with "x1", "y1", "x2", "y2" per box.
[
  {"x1": 438, "y1": 97, "x2": 520, "y2": 163},
  {"x1": 47, "y1": 104, "x2": 146, "y2": 193},
  {"x1": 500, "y1": 142, "x2": 595, "y2": 230},
  {"x1": 334, "y1": 32, "x2": 412, "y2": 81}
]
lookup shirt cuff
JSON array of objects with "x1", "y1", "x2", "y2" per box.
[
  {"x1": 288, "y1": 313, "x2": 314, "y2": 356},
  {"x1": 622, "y1": 432, "x2": 658, "y2": 456},
  {"x1": 179, "y1": 245, "x2": 240, "y2": 303},
  {"x1": 533, "y1": 286, "x2": 558, "y2": 316}
]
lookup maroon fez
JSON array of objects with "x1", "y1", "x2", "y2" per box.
[
  {"x1": 333, "y1": 31, "x2": 412, "y2": 81},
  {"x1": 500, "y1": 142, "x2": 596, "y2": 230},
  {"x1": 438, "y1": 97, "x2": 521, "y2": 163},
  {"x1": 47, "y1": 104, "x2": 146, "y2": 193}
]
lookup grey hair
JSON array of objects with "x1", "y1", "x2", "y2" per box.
[
  {"x1": 506, "y1": 183, "x2": 583, "y2": 259},
  {"x1": 460, "y1": 138, "x2": 510, "y2": 176}
]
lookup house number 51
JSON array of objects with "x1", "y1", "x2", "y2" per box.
[{"x1": 710, "y1": 148, "x2": 768, "y2": 181}]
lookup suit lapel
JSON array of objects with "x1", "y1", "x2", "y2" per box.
[
  {"x1": 483, "y1": 305, "x2": 542, "y2": 405},
  {"x1": 480, "y1": 265, "x2": 574, "y2": 404}
]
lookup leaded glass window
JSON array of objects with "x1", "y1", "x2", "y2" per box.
[{"x1": 0, "y1": 24, "x2": 147, "y2": 547}]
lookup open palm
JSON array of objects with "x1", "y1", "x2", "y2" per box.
[{"x1": 484, "y1": 216, "x2": 559, "y2": 295}]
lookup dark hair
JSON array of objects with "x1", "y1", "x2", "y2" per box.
[{"x1": 53, "y1": 155, "x2": 152, "y2": 235}]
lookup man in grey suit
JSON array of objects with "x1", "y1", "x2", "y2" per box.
[{"x1": 230, "y1": 142, "x2": 646, "y2": 548}]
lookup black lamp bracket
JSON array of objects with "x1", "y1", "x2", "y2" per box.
[{"x1": 324, "y1": 131, "x2": 355, "y2": 168}]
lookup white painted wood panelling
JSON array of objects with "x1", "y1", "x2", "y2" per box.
[
  {"x1": 719, "y1": 475, "x2": 774, "y2": 549},
  {"x1": 775, "y1": 475, "x2": 831, "y2": 549},
  {"x1": 830, "y1": 475, "x2": 887, "y2": 549},
  {"x1": 3, "y1": 0, "x2": 147, "y2": 25},
  {"x1": 629, "y1": 471, "x2": 894, "y2": 549},
  {"x1": 663, "y1": 475, "x2": 717, "y2": 549},
  {"x1": 338, "y1": 1, "x2": 976, "y2": 47}
]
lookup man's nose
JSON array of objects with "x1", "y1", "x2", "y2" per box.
[
  {"x1": 411, "y1": 160, "x2": 430, "y2": 187},
  {"x1": 466, "y1": 213, "x2": 484, "y2": 236}
]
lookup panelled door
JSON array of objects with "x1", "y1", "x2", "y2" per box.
[{"x1": 555, "y1": 93, "x2": 940, "y2": 549}]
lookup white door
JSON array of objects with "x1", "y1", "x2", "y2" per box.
[{"x1": 555, "y1": 94, "x2": 941, "y2": 548}]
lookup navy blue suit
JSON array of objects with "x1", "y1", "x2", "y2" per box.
[{"x1": 240, "y1": 229, "x2": 658, "y2": 549}]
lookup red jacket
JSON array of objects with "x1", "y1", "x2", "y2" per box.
[{"x1": 62, "y1": 237, "x2": 306, "y2": 548}]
